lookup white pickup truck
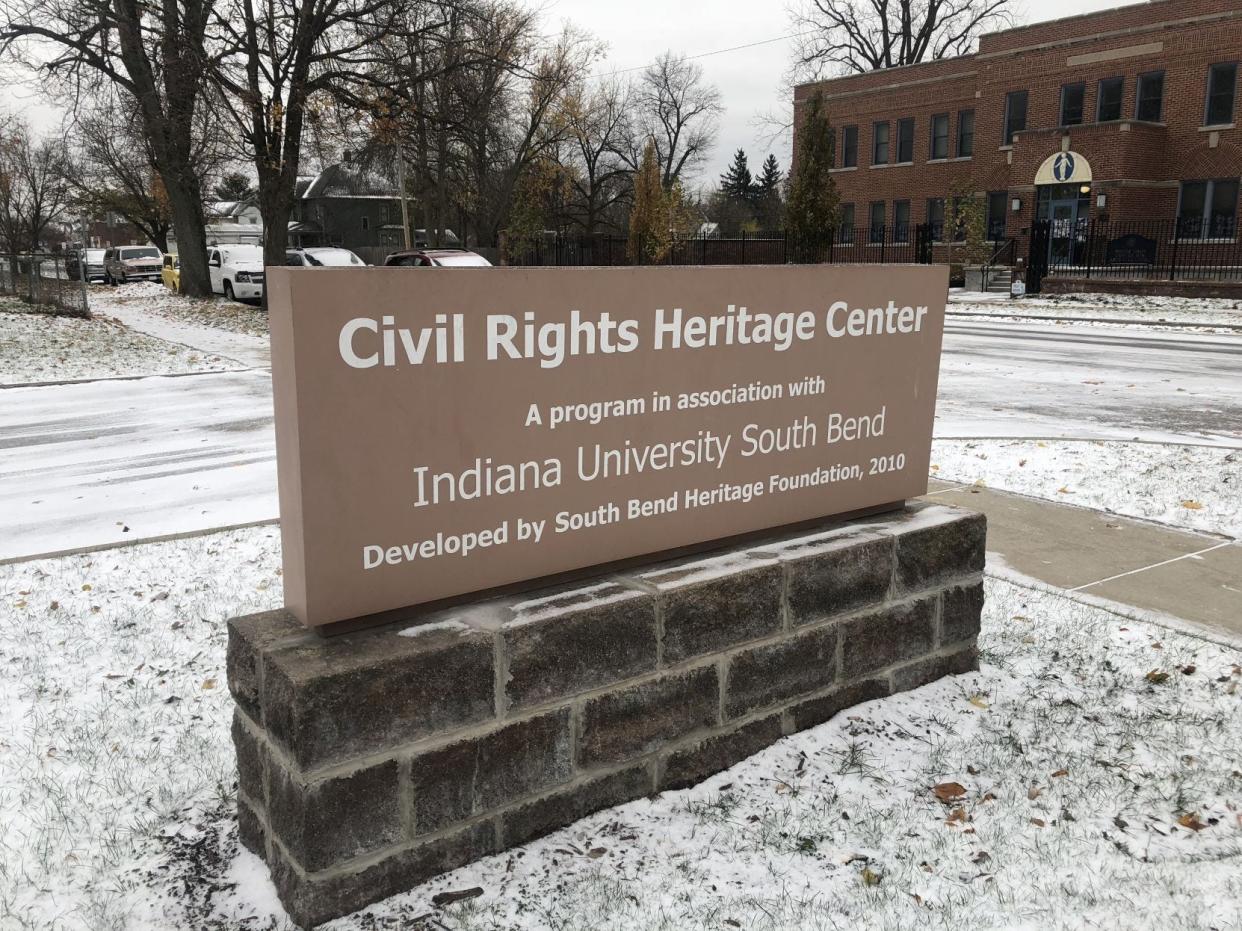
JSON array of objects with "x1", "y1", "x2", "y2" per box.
[{"x1": 208, "y1": 244, "x2": 265, "y2": 303}]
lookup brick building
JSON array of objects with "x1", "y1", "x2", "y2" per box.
[{"x1": 793, "y1": 0, "x2": 1241, "y2": 281}]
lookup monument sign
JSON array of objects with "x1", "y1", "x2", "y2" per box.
[{"x1": 268, "y1": 264, "x2": 948, "y2": 627}]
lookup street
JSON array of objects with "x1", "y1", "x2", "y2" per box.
[{"x1": 2, "y1": 316, "x2": 1241, "y2": 561}]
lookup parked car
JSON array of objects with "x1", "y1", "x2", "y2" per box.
[
  {"x1": 66, "y1": 248, "x2": 107, "y2": 282},
  {"x1": 103, "y1": 245, "x2": 163, "y2": 284},
  {"x1": 208, "y1": 244, "x2": 265, "y2": 302},
  {"x1": 161, "y1": 254, "x2": 180, "y2": 293},
  {"x1": 284, "y1": 247, "x2": 366, "y2": 267},
  {"x1": 383, "y1": 248, "x2": 492, "y2": 267}
]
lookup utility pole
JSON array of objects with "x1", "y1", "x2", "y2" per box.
[{"x1": 396, "y1": 144, "x2": 412, "y2": 251}]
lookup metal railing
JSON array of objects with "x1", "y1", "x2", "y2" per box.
[
  {"x1": 506, "y1": 226, "x2": 938, "y2": 267},
  {"x1": 0, "y1": 253, "x2": 90, "y2": 317},
  {"x1": 1029, "y1": 218, "x2": 1242, "y2": 292}
]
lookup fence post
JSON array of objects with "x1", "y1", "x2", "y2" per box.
[
  {"x1": 1169, "y1": 221, "x2": 1180, "y2": 282},
  {"x1": 783, "y1": 230, "x2": 788, "y2": 264},
  {"x1": 1084, "y1": 220, "x2": 1094, "y2": 279},
  {"x1": 880, "y1": 225, "x2": 886, "y2": 264},
  {"x1": 740, "y1": 229, "x2": 746, "y2": 264}
]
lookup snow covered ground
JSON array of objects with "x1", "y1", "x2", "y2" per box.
[
  {"x1": 951, "y1": 290, "x2": 1242, "y2": 330},
  {"x1": 932, "y1": 440, "x2": 1242, "y2": 538},
  {"x1": 1, "y1": 527, "x2": 1238, "y2": 931},
  {"x1": 0, "y1": 302, "x2": 236, "y2": 386},
  {"x1": 90, "y1": 282, "x2": 269, "y2": 339}
]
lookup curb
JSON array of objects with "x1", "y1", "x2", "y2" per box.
[{"x1": 946, "y1": 309, "x2": 1242, "y2": 331}]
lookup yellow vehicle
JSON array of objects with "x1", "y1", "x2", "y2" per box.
[{"x1": 161, "y1": 253, "x2": 180, "y2": 292}]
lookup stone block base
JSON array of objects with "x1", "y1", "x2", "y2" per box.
[{"x1": 227, "y1": 501, "x2": 985, "y2": 927}]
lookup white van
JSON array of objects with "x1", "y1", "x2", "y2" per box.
[{"x1": 208, "y1": 244, "x2": 265, "y2": 302}]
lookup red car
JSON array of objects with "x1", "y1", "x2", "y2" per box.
[{"x1": 383, "y1": 248, "x2": 492, "y2": 268}]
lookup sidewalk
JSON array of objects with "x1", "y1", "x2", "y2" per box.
[
  {"x1": 924, "y1": 480, "x2": 1242, "y2": 644},
  {"x1": 100, "y1": 298, "x2": 270, "y2": 369}
]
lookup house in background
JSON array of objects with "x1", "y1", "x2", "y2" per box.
[
  {"x1": 205, "y1": 201, "x2": 263, "y2": 245},
  {"x1": 288, "y1": 162, "x2": 407, "y2": 250}
]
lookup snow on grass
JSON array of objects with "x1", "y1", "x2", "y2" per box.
[
  {"x1": 90, "y1": 282, "x2": 269, "y2": 339},
  {"x1": 951, "y1": 291, "x2": 1242, "y2": 330},
  {"x1": 0, "y1": 301, "x2": 234, "y2": 386},
  {"x1": 0, "y1": 526, "x2": 284, "y2": 931},
  {"x1": 3, "y1": 527, "x2": 1238, "y2": 931},
  {"x1": 932, "y1": 440, "x2": 1242, "y2": 538}
]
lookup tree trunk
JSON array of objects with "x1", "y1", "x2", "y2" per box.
[{"x1": 166, "y1": 181, "x2": 212, "y2": 297}]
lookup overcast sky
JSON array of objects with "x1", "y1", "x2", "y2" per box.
[{"x1": 3, "y1": 0, "x2": 1137, "y2": 187}]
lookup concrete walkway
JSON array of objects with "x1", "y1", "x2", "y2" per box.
[{"x1": 924, "y1": 480, "x2": 1241, "y2": 644}]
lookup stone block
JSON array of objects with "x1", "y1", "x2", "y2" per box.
[
  {"x1": 765, "y1": 530, "x2": 894, "y2": 624},
  {"x1": 267, "y1": 758, "x2": 402, "y2": 873},
  {"x1": 660, "y1": 714, "x2": 784, "y2": 791},
  {"x1": 840, "y1": 596, "x2": 936, "y2": 680},
  {"x1": 787, "y1": 678, "x2": 890, "y2": 732},
  {"x1": 639, "y1": 552, "x2": 782, "y2": 663},
  {"x1": 237, "y1": 793, "x2": 266, "y2": 857},
  {"x1": 942, "y1": 582, "x2": 984, "y2": 645},
  {"x1": 578, "y1": 666, "x2": 719, "y2": 767},
  {"x1": 724, "y1": 625, "x2": 837, "y2": 719},
  {"x1": 504, "y1": 582, "x2": 657, "y2": 710},
  {"x1": 227, "y1": 610, "x2": 307, "y2": 723},
  {"x1": 891, "y1": 645, "x2": 978, "y2": 692},
  {"x1": 501, "y1": 765, "x2": 653, "y2": 848},
  {"x1": 263, "y1": 624, "x2": 494, "y2": 772},
  {"x1": 271, "y1": 821, "x2": 496, "y2": 930},
  {"x1": 893, "y1": 509, "x2": 986, "y2": 592},
  {"x1": 409, "y1": 710, "x2": 573, "y2": 836},
  {"x1": 232, "y1": 710, "x2": 268, "y2": 805}
]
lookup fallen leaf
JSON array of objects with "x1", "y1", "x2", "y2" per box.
[
  {"x1": 432, "y1": 887, "x2": 484, "y2": 907},
  {"x1": 587, "y1": 848, "x2": 607, "y2": 859},
  {"x1": 1057, "y1": 486, "x2": 1070, "y2": 494},
  {"x1": 968, "y1": 695, "x2": 990, "y2": 709},
  {"x1": 201, "y1": 678, "x2": 217, "y2": 690},
  {"x1": 1182, "y1": 665, "x2": 1196, "y2": 675},
  {"x1": 1051, "y1": 769, "x2": 1069, "y2": 778},
  {"x1": 861, "y1": 866, "x2": 882, "y2": 886},
  {"x1": 1018, "y1": 458, "x2": 1027, "y2": 467},
  {"x1": 1177, "y1": 813, "x2": 1207, "y2": 832},
  {"x1": 1030, "y1": 818, "x2": 1046, "y2": 828},
  {"x1": 1145, "y1": 670, "x2": 1170, "y2": 685},
  {"x1": 1027, "y1": 786, "x2": 1041, "y2": 800},
  {"x1": 946, "y1": 807, "x2": 970, "y2": 824},
  {"x1": 972, "y1": 850, "x2": 991, "y2": 863},
  {"x1": 1181, "y1": 500, "x2": 1204, "y2": 510},
  {"x1": 933, "y1": 782, "x2": 967, "y2": 802}
]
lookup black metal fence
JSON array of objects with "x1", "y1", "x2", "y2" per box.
[
  {"x1": 1028, "y1": 218, "x2": 1242, "y2": 293},
  {"x1": 508, "y1": 226, "x2": 937, "y2": 267},
  {"x1": 0, "y1": 253, "x2": 90, "y2": 317}
]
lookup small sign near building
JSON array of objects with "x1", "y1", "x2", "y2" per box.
[
  {"x1": 1106, "y1": 233, "x2": 1158, "y2": 266},
  {"x1": 268, "y1": 265, "x2": 948, "y2": 628}
]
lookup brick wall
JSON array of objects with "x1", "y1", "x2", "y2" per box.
[
  {"x1": 794, "y1": 0, "x2": 1242, "y2": 257},
  {"x1": 228, "y1": 502, "x2": 986, "y2": 927}
]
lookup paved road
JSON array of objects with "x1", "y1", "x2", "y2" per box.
[
  {"x1": 2, "y1": 318, "x2": 1240, "y2": 560},
  {"x1": 936, "y1": 320, "x2": 1242, "y2": 446}
]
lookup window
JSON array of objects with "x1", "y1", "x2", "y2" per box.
[
  {"x1": 1097, "y1": 77, "x2": 1124, "y2": 122},
  {"x1": 1003, "y1": 91, "x2": 1027, "y2": 144},
  {"x1": 361, "y1": 215, "x2": 370, "y2": 231},
  {"x1": 1060, "y1": 82, "x2": 1085, "y2": 126},
  {"x1": 927, "y1": 198, "x2": 945, "y2": 241},
  {"x1": 1136, "y1": 71, "x2": 1164, "y2": 121},
  {"x1": 1178, "y1": 179, "x2": 1239, "y2": 238},
  {"x1": 869, "y1": 201, "x2": 886, "y2": 243},
  {"x1": 957, "y1": 109, "x2": 975, "y2": 157},
  {"x1": 895, "y1": 117, "x2": 914, "y2": 163},
  {"x1": 893, "y1": 200, "x2": 911, "y2": 242},
  {"x1": 986, "y1": 191, "x2": 1008, "y2": 241},
  {"x1": 930, "y1": 113, "x2": 950, "y2": 159},
  {"x1": 842, "y1": 125, "x2": 858, "y2": 167},
  {"x1": 1205, "y1": 62, "x2": 1237, "y2": 126},
  {"x1": 950, "y1": 198, "x2": 968, "y2": 241},
  {"x1": 839, "y1": 203, "x2": 855, "y2": 242},
  {"x1": 872, "y1": 122, "x2": 890, "y2": 165}
]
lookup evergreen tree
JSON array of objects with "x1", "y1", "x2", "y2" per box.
[
  {"x1": 785, "y1": 91, "x2": 839, "y2": 262},
  {"x1": 756, "y1": 155, "x2": 782, "y2": 199},
  {"x1": 719, "y1": 148, "x2": 754, "y2": 203}
]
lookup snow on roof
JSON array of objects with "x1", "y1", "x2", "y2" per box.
[{"x1": 300, "y1": 162, "x2": 399, "y2": 199}]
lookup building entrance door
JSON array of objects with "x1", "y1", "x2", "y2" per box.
[{"x1": 1048, "y1": 197, "x2": 1079, "y2": 266}]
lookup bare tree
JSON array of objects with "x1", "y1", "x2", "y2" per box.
[
  {"x1": 67, "y1": 90, "x2": 225, "y2": 253},
  {"x1": 0, "y1": 121, "x2": 71, "y2": 253},
  {"x1": 0, "y1": 0, "x2": 218, "y2": 295},
  {"x1": 559, "y1": 76, "x2": 634, "y2": 233},
  {"x1": 208, "y1": 0, "x2": 426, "y2": 270},
  {"x1": 790, "y1": 0, "x2": 1013, "y2": 76},
  {"x1": 632, "y1": 52, "x2": 722, "y2": 189}
]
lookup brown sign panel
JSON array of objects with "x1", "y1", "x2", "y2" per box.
[{"x1": 268, "y1": 265, "x2": 948, "y2": 628}]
